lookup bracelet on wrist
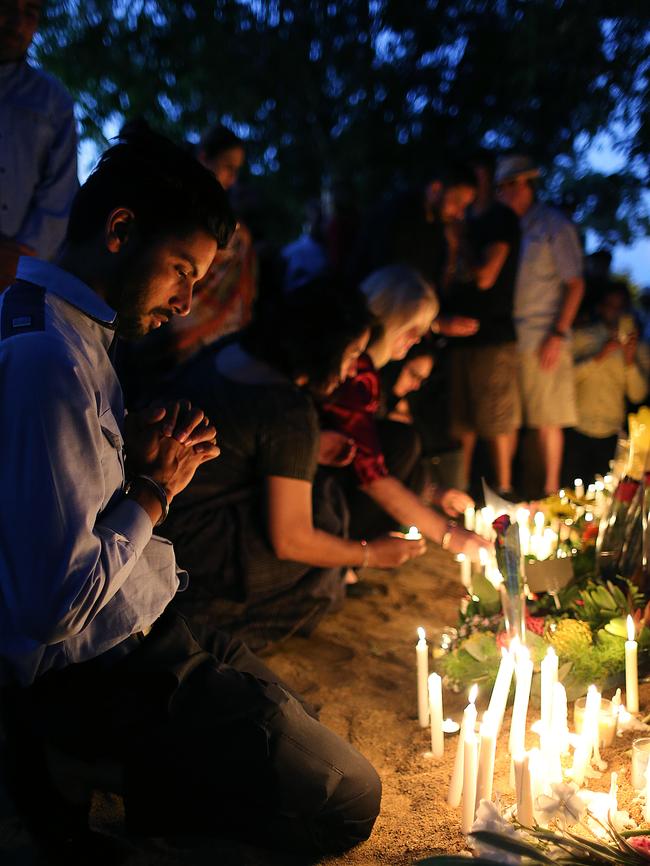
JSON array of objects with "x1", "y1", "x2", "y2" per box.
[
  {"x1": 360, "y1": 539, "x2": 370, "y2": 568},
  {"x1": 441, "y1": 521, "x2": 455, "y2": 551},
  {"x1": 127, "y1": 474, "x2": 170, "y2": 527}
]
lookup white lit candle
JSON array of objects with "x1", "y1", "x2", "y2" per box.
[
  {"x1": 416, "y1": 627, "x2": 429, "y2": 727},
  {"x1": 405, "y1": 525, "x2": 422, "y2": 540},
  {"x1": 571, "y1": 684, "x2": 600, "y2": 785},
  {"x1": 513, "y1": 752, "x2": 534, "y2": 827},
  {"x1": 509, "y1": 645, "x2": 533, "y2": 756},
  {"x1": 534, "y1": 511, "x2": 544, "y2": 536},
  {"x1": 551, "y1": 682, "x2": 570, "y2": 757},
  {"x1": 487, "y1": 646, "x2": 515, "y2": 733},
  {"x1": 612, "y1": 687, "x2": 622, "y2": 735},
  {"x1": 574, "y1": 478, "x2": 585, "y2": 499},
  {"x1": 481, "y1": 506, "x2": 495, "y2": 539},
  {"x1": 626, "y1": 615, "x2": 639, "y2": 714},
  {"x1": 475, "y1": 711, "x2": 497, "y2": 809},
  {"x1": 462, "y1": 729, "x2": 479, "y2": 833},
  {"x1": 428, "y1": 673, "x2": 444, "y2": 759},
  {"x1": 457, "y1": 553, "x2": 472, "y2": 588},
  {"x1": 448, "y1": 684, "x2": 478, "y2": 808},
  {"x1": 464, "y1": 505, "x2": 475, "y2": 532},
  {"x1": 540, "y1": 647, "x2": 559, "y2": 737}
]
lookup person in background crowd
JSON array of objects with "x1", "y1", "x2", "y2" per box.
[
  {"x1": 322, "y1": 265, "x2": 490, "y2": 562},
  {"x1": 496, "y1": 154, "x2": 584, "y2": 497},
  {"x1": 281, "y1": 198, "x2": 329, "y2": 289},
  {"x1": 161, "y1": 281, "x2": 425, "y2": 651},
  {"x1": 0, "y1": 0, "x2": 78, "y2": 288},
  {"x1": 444, "y1": 150, "x2": 521, "y2": 498},
  {"x1": 352, "y1": 162, "x2": 479, "y2": 291},
  {"x1": 0, "y1": 131, "x2": 382, "y2": 861},
  {"x1": 564, "y1": 280, "x2": 649, "y2": 484}
]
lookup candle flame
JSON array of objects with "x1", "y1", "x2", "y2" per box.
[
  {"x1": 468, "y1": 683, "x2": 478, "y2": 704},
  {"x1": 627, "y1": 615, "x2": 635, "y2": 642},
  {"x1": 417, "y1": 626, "x2": 426, "y2": 642},
  {"x1": 574, "y1": 477, "x2": 583, "y2": 487},
  {"x1": 455, "y1": 553, "x2": 466, "y2": 563},
  {"x1": 534, "y1": 511, "x2": 544, "y2": 527}
]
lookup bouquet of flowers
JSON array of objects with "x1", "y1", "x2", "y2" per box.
[{"x1": 598, "y1": 408, "x2": 650, "y2": 580}]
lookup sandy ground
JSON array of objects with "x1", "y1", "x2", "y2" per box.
[{"x1": 2, "y1": 544, "x2": 649, "y2": 865}]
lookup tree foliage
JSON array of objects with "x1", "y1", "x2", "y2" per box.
[{"x1": 34, "y1": 1, "x2": 650, "y2": 243}]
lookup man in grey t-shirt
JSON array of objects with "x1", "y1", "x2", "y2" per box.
[{"x1": 496, "y1": 155, "x2": 584, "y2": 495}]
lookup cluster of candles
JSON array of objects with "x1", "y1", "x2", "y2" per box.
[
  {"x1": 416, "y1": 614, "x2": 643, "y2": 832},
  {"x1": 463, "y1": 476, "x2": 612, "y2": 571}
]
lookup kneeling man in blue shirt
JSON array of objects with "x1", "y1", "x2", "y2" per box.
[{"x1": 0, "y1": 130, "x2": 381, "y2": 859}]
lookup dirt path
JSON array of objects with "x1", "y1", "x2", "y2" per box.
[{"x1": 2, "y1": 545, "x2": 647, "y2": 865}]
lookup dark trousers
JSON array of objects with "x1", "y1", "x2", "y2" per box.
[
  {"x1": 561, "y1": 428, "x2": 618, "y2": 487},
  {"x1": 3, "y1": 611, "x2": 381, "y2": 856},
  {"x1": 344, "y1": 419, "x2": 424, "y2": 540}
]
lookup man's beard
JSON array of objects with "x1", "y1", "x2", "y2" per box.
[{"x1": 105, "y1": 269, "x2": 151, "y2": 341}]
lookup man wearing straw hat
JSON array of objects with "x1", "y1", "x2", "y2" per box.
[{"x1": 496, "y1": 154, "x2": 584, "y2": 496}]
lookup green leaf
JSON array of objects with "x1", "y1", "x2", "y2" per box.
[
  {"x1": 469, "y1": 830, "x2": 555, "y2": 864},
  {"x1": 462, "y1": 632, "x2": 499, "y2": 663},
  {"x1": 604, "y1": 617, "x2": 628, "y2": 638}
]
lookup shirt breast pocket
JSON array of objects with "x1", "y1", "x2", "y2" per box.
[{"x1": 99, "y1": 409, "x2": 126, "y2": 502}]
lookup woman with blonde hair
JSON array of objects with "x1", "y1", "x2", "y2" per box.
[{"x1": 322, "y1": 265, "x2": 490, "y2": 561}]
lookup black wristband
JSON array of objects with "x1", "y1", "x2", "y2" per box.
[{"x1": 551, "y1": 326, "x2": 568, "y2": 339}]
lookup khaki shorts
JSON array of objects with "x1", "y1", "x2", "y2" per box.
[
  {"x1": 518, "y1": 343, "x2": 577, "y2": 428},
  {"x1": 450, "y1": 343, "x2": 522, "y2": 438}
]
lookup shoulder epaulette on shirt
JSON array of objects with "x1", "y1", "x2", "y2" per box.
[{"x1": 1, "y1": 280, "x2": 46, "y2": 340}]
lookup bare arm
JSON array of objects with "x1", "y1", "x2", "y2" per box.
[
  {"x1": 362, "y1": 475, "x2": 491, "y2": 561},
  {"x1": 474, "y1": 241, "x2": 510, "y2": 290},
  {"x1": 538, "y1": 276, "x2": 585, "y2": 370},
  {"x1": 266, "y1": 476, "x2": 424, "y2": 568},
  {"x1": 556, "y1": 276, "x2": 585, "y2": 333}
]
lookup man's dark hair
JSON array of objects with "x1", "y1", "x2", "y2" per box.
[
  {"x1": 469, "y1": 148, "x2": 497, "y2": 180},
  {"x1": 240, "y1": 278, "x2": 372, "y2": 392},
  {"x1": 66, "y1": 130, "x2": 235, "y2": 248},
  {"x1": 432, "y1": 161, "x2": 478, "y2": 190},
  {"x1": 200, "y1": 124, "x2": 244, "y2": 161}
]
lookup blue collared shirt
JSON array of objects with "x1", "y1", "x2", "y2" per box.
[
  {"x1": 0, "y1": 258, "x2": 184, "y2": 685},
  {"x1": 0, "y1": 61, "x2": 78, "y2": 258},
  {"x1": 514, "y1": 202, "x2": 583, "y2": 351}
]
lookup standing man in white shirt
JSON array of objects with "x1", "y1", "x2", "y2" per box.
[
  {"x1": 0, "y1": 0, "x2": 78, "y2": 286},
  {"x1": 496, "y1": 155, "x2": 585, "y2": 496}
]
